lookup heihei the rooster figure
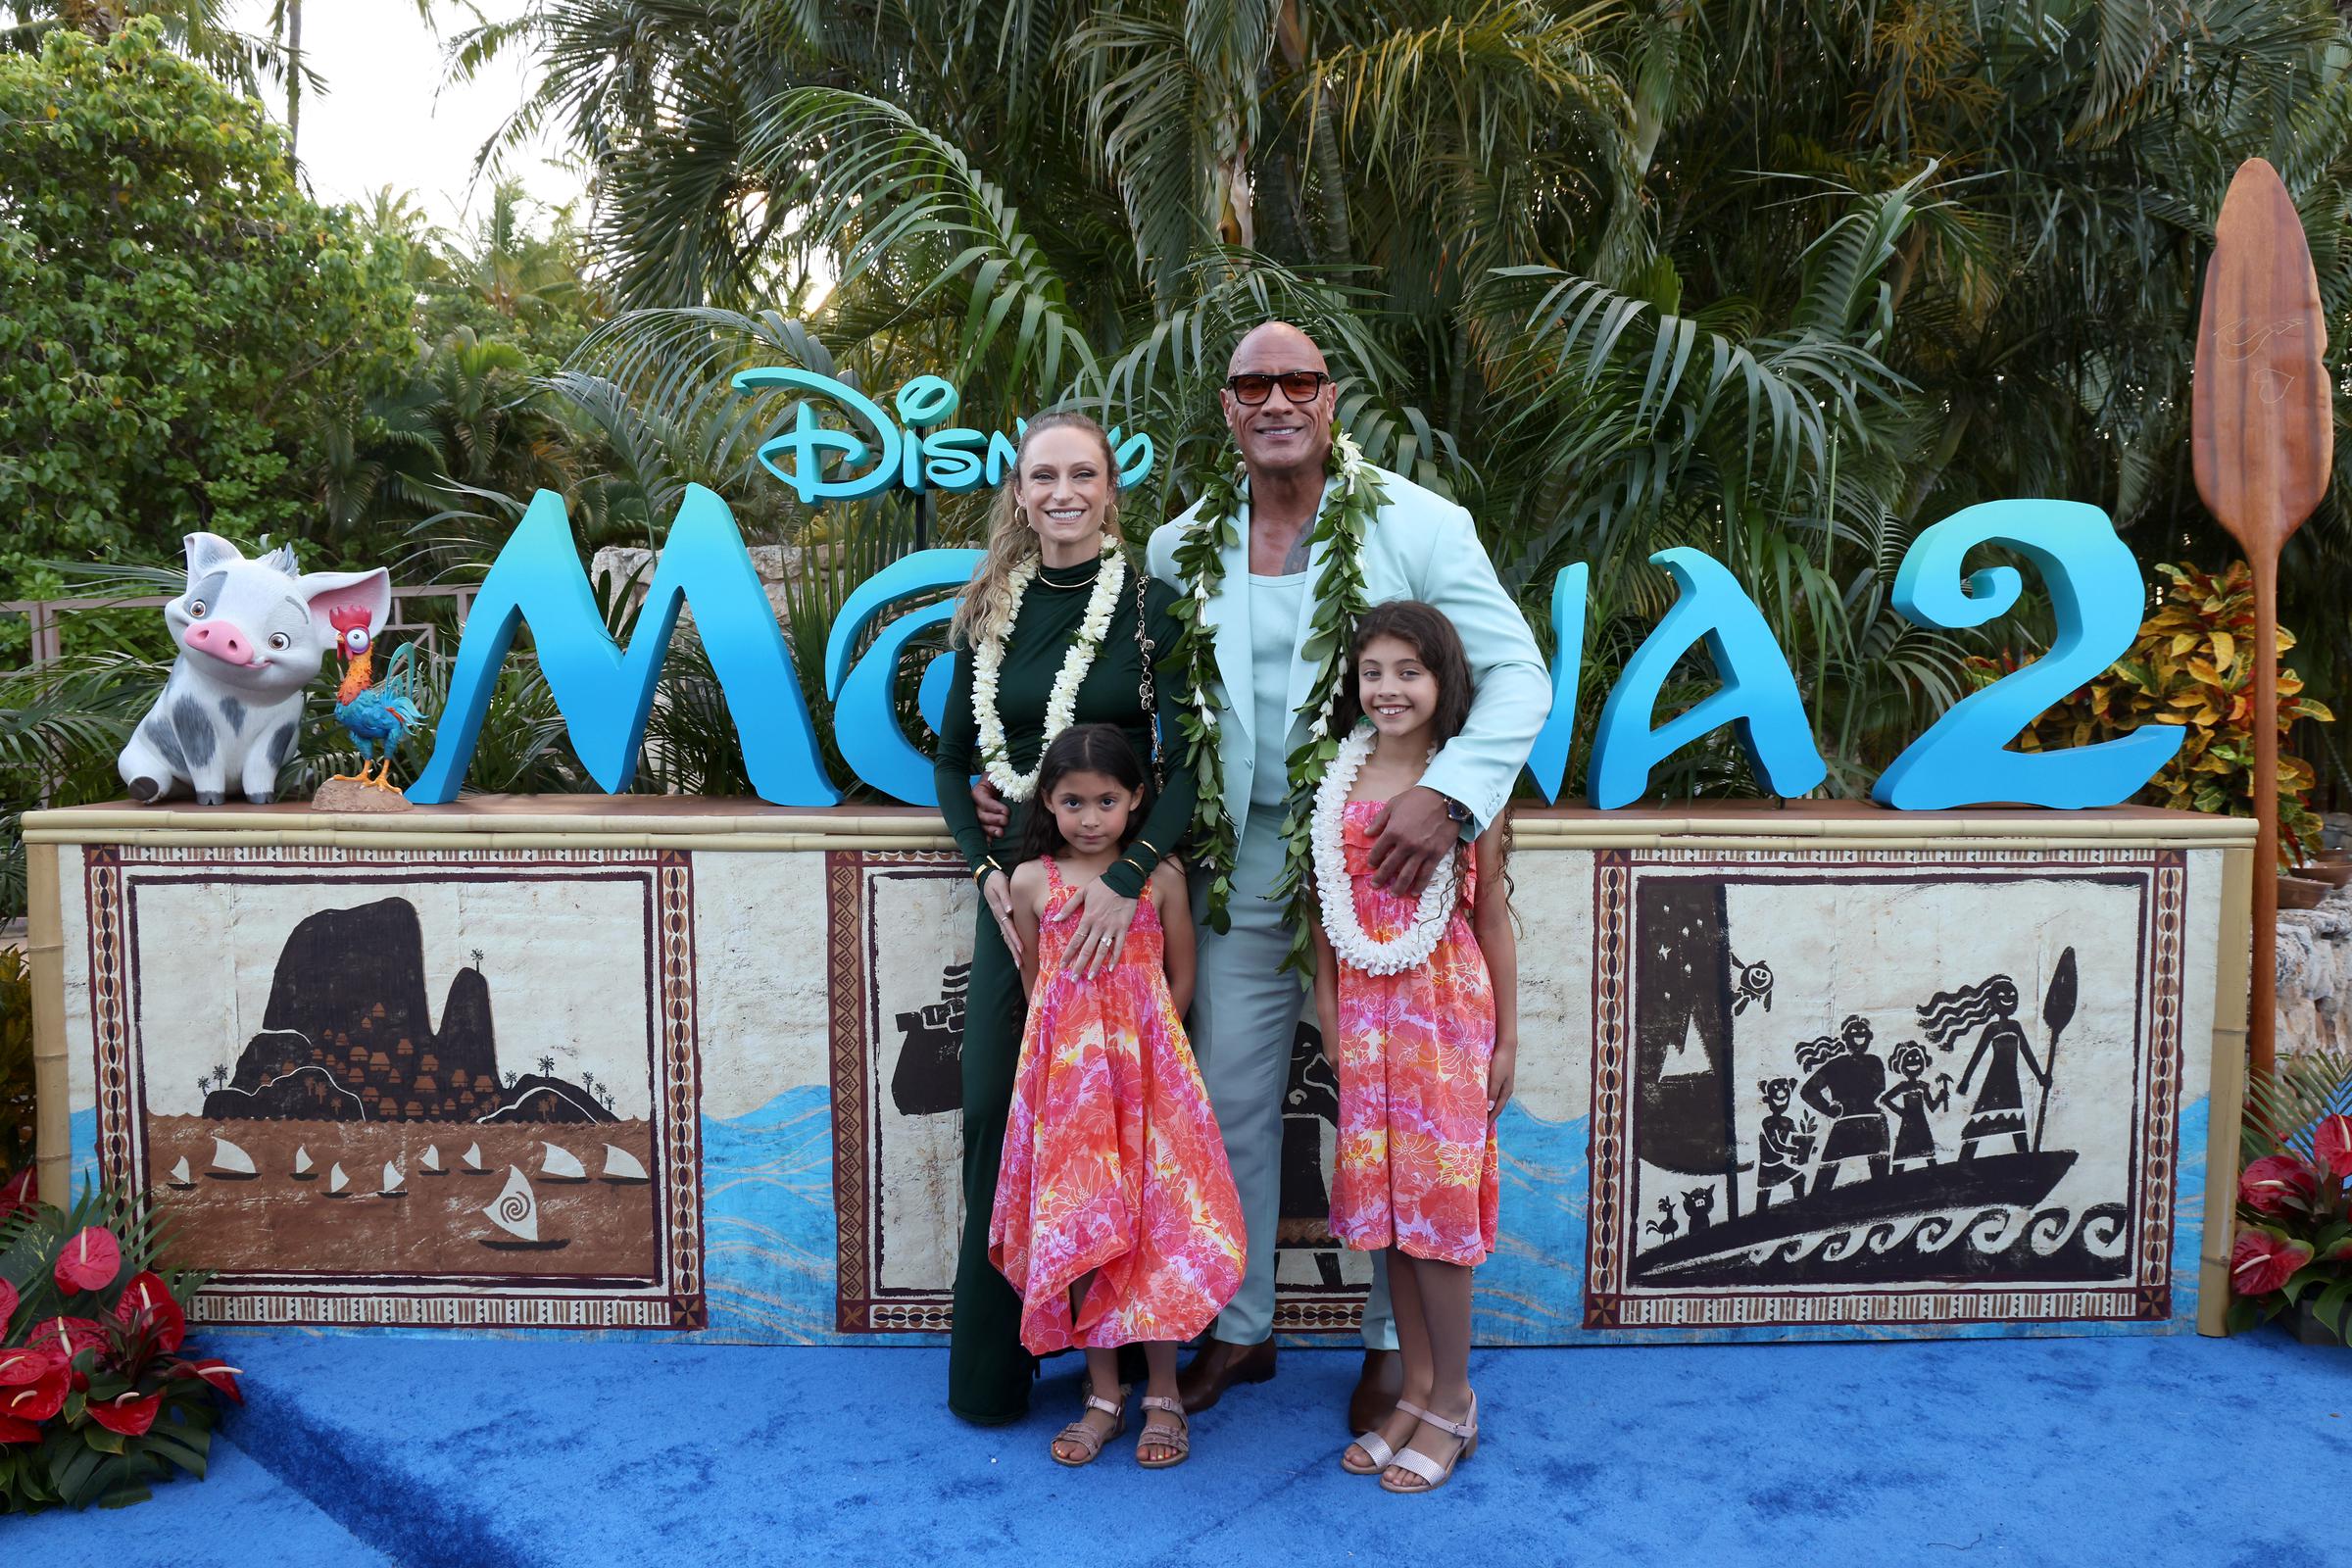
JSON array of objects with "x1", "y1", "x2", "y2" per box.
[{"x1": 327, "y1": 605, "x2": 426, "y2": 791}]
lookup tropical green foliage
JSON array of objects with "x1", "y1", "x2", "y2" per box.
[
  {"x1": 0, "y1": 949, "x2": 32, "y2": 1177},
  {"x1": 452, "y1": 0, "x2": 2352, "y2": 802},
  {"x1": 0, "y1": 21, "x2": 414, "y2": 644}
]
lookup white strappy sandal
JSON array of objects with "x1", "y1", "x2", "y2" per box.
[
  {"x1": 1343, "y1": 1396, "x2": 1429, "y2": 1475},
  {"x1": 1052, "y1": 1381, "x2": 1128, "y2": 1467},
  {"x1": 1379, "y1": 1392, "x2": 1479, "y2": 1494}
]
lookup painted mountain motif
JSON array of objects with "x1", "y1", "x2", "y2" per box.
[{"x1": 200, "y1": 897, "x2": 612, "y2": 1124}]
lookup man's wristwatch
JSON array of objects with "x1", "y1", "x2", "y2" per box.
[{"x1": 1439, "y1": 792, "x2": 1471, "y2": 825}]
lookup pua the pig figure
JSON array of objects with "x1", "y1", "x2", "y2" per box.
[{"x1": 118, "y1": 534, "x2": 392, "y2": 805}]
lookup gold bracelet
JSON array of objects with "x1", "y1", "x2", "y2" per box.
[{"x1": 1131, "y1": 836, "x2": 1160, "y2": 861}]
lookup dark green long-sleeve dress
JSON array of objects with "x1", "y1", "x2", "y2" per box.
[{"x1": 932, "y1": 554, "x2": 1198, "y2": 1425}]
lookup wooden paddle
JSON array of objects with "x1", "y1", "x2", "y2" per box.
[
  {"x1": 2191, "y1": 157, "x2": 2332, "y2": 1079},
  {"x1": 2032, "y1": 947, "x2": 2077, "y2": 1154}
]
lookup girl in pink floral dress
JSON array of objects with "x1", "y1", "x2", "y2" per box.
[
  {"x1": 991, "y1": 724, "x2": 1245, "y2": 1470},
  {"x1": 1310, "y1": 602, "x2": 1519, "y2": 1495}
]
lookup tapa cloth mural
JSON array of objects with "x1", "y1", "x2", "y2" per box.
[
  {"x1": 49, "y1": 825, "x2": 2227, "y2": 1345},
  {"x1": 69, "y1": 843, "x2": 706, "y2": 1329},
  {"x1": 1583, "y1": 849, "x2": 2194, "y2": 1330}
]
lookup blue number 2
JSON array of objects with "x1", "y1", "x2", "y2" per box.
[{"x1": 1872, "y1": 500, "x2": 2183, "y2": 809}]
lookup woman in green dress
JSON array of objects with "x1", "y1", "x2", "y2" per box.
[{"x1": 932, "y1": 411, "x2": 1198, "y2": 1425}]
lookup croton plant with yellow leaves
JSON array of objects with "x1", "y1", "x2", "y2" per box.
[{"x1": 1967, "y1": 562, "x2": 2334, "y2": 863}]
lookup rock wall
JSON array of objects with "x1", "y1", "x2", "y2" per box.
[{"x1": 2279, "y1": 888, "x2": 2352, "y2": 1057}]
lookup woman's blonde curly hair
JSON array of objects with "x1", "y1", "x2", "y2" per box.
[{"x1": 949, "y1": 411, "x2": 1123, "y2": 650}]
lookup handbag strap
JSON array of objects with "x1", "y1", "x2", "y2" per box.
[{"x1": 1132, "y1": 560, "x2": 1165, "y2": 793}]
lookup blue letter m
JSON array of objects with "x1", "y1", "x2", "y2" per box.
[{"x1": 406, "y1": 486, "x2": 839, "y2": 806}]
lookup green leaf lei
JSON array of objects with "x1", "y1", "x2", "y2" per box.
[{"x1": 1168, "y1": 425, "x2": 1389, "y2": 972}]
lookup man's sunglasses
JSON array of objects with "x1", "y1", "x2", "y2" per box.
[{"x1": 1225, "y1": 370, "x2": 1333, "y2": 405}]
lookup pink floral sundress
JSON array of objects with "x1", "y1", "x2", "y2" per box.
[{"x1": 1328, "y1": 800, "x2": 1500, "y2": 1266}]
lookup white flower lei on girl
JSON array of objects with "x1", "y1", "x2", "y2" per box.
[
  {"x1": 971, "y1": 545, "x2": 1126, "y2": 801},
  {"x1": 1311, "y1": 724, "x2": 1457, "y2": 975}
]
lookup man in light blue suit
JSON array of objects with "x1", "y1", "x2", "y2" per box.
[{"x1": 1144, "y1": 321, "x2": 1550, "y2": 1432}]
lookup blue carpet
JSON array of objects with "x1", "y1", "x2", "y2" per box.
[
  {"x1": 23, "y1": 1334, "x2": 2346, "y2": 1566},
  {"x1": 5, "y1": 1433, "x2": 395, "y2": 1566}
]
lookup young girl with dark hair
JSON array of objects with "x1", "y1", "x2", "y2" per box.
[
  {"x1": 990, "y1": 724, "x2": 1244, "y2": 1471},
  {"x1": 1311, "y1": 601, "x2": 1519, "y2": 1494}
]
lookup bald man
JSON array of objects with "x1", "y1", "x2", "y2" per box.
[{"x1": 1142, "y1": 321, "x2": 1550, "y2": 1433}]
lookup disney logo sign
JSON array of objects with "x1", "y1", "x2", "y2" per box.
[{"x1": 739, "y1": 368, "x2": 1156, "y2": 505}]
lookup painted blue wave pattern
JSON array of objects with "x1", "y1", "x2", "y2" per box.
[{"x1": 698, "y1": 1088, "x2": 912, "y2": 1346}]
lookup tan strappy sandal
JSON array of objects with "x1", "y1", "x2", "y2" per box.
[
  {"x1": 1135, "y1": 1395, "x2": 1190, "y2": 1469},
  {"x1": 1052, "y1": 1381, "x2": 1128, "y2": 1467},
  {"x1": 1379, "y1": 1392, "x2": 1479, "y2": 1494},
  {"x1": 1343, "y1": 1396, "x2": 1431, "y2": 1476}
]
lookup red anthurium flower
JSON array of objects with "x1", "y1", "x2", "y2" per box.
[
  {"x1": 0, "y1": 1276, "x2": 17, "y2": 1333},
  {"x1": 0, "y1": 1166, "x2": 34, "y2": 1219},
  {"x1": 2232, "y1": 1227, "x2": 2315, "y2": 1297},
  {"x1": 53, "y1": 1225, "x2": 122, "y2": 1294},
  {"x1": 2240, "y1": 1153, "x2": 2318, "y2": 1214},
  {"x1": 2316, "y1": 1114, "x2": 2352, "y2": 1180},
  {"x1": 172, "y1": 1358, "x2": 244, "y2": 1406},
  {"x1": 113, "y1": 1271, "x2": 185, "y2": 1353},
  {"x1": 0, "y1": 1412, "x2": 41, "y2": 1445},
  {"x1": 86, "y1": 1390, "x2": 161, "y2": 1438},
  {"x1": 26, "y1": 1315, "x2": 107, "y2": 1361},
  {"x1": 3, "y1": 1362, "x2": 69, "y2": 1424},
  {"x1": 0, "y1": 1346, "x2": 63, "y2": 1385}
]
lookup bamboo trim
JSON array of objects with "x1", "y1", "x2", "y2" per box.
[
  {"x1": 23, "y1": 828, "x2": 959, "y2": 854},
  {"x1": 24, "y1": 802, "x2": 2258, "y2": 857},
  {"x1": 22, "y1": 826, "x2": 2250, "y2": 857},
  {"x1": 22, "y1": 808, "x2": 941, "y2": 839},
  {"x1": 2199, "y1": 841, "x2": 2257, "y2": 1336},
  {"x1": 26, "y1": 842, "x2": 71, "y2": 1209},
  {"x1": 1507, "y1": 815, "x2": 2263, "y2": 843}
]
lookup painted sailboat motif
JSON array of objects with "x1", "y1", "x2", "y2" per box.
[
  {"x1": 540, "y1": 1142, "x2": 588, "y2": 1183},
  {"x1": 421, "y1": 1144, "x2": 445, "y2": 1175},
  {"x1": 461, "y1": 1142, "x2": 487, "y2": 1175},
  {"x1": 167, "y1": 1156, "x2": 195, "y2": 1190},
  {"x1": 324, "y1": 1162, "x2": 351, "y2": 1198},
  {"x1": 600, "y1": 1144, "x2": 650, "y2": 1185},
  {"x1": 291, "y1": 1146, "x2": 315, "y2": 1180},
  {"x1": 207, "y1": 1136, "x2": 259, "y2": 1181},
  {"x1": 479, "y1": 1167, "x2": 569, "y2": 1251},
  {"x1": 378, "y1": 1162, "x2": 407, "y2": 1200}
]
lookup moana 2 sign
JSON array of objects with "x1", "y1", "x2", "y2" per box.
[{"x1": 406, "y1": 372, "x2": 2184, "y2": 813}]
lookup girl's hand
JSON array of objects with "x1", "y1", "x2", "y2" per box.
[
  {"x1": 981, "y1": 869, "x2": 1022, "y2": 964},
  {"x1": 1068, "y1": 877, "x2": 1139, "y2": 979},
  {"x1": 1487, "y1": 1038, "x2": 1518, "y2": 1123}
]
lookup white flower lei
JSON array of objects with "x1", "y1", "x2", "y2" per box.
[
  {"x1": 1311, "y1": 724, "x2": 1456, "y2": 975},
  {"x1": 972, "y1": 546, "x2": 1127, "y2": 801}
]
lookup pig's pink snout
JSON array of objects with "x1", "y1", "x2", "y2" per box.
[{"x1": 184, "y1": 621, "x2": 257, "y2": 666}]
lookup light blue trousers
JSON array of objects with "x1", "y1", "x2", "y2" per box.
[{"x1": 1190, "y1": 807, "x2": 1396, "y2": 1349}]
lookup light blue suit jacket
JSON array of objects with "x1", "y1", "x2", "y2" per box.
[{"x1": 1146, "y1": 466, "x2": 1550, "y2": 844}]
